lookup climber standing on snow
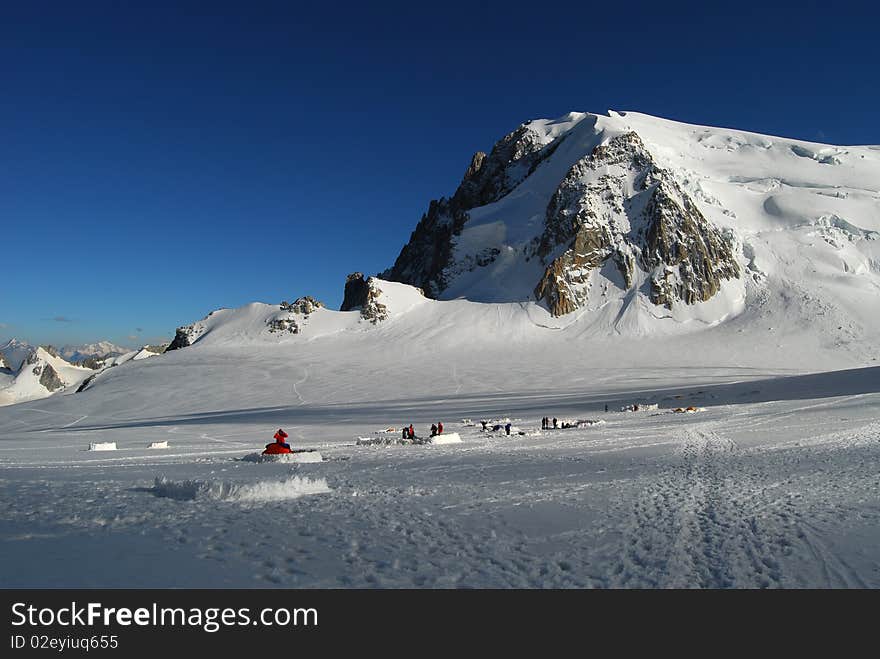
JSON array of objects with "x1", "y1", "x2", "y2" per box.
[
  {"x1": 430, "y1": 423, "x2": 438, "y2": 437},
  {"x1": 274, "y1": 428, "x2": 291, "y2": 450},
  {"x1": 437, "y1": 421, "x2": 443, "y2": 435},
  {"x1": 409, "y1": 423, "x2": 415, "y2": 439}
]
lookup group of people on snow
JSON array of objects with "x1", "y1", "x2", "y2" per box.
[
  {"x1": 479, "y1": 420, "x2": 512, "y2": 435},
  {"x1": 401, "y1": 422, "x2": 443, "y2": 440},
  {"x1": 541, "y1": 417, "x2": 558, "y2": 430}
]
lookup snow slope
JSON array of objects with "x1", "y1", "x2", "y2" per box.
[{"x1": 0, "y1": 363, "x2": 877, "y2": 588}]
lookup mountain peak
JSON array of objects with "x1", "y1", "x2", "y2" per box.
[{"x1": 380, "y1": 109, "x2": 879, "y2": 332}]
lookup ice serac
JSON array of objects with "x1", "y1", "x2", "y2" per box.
[
  {"x1": 533, "y1": 132, "x2": 739, "y2": 315},
  {"x1": 382, "y1": 120, "x2": 566, "y2": 296}
]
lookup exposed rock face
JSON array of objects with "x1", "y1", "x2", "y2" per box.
[
  {"x1": 166, "y1": 327, "x2": 195, "y2": 351},
  {"x1": 40, "y1": 345, "x2": 60, "y2": 358},
  {"x1": 166, "y1": 314, "x2": 215, "y2": 351},
  {"x1": 26, "y1": 350, "x2": 65, "y2": 392},
  {"x1": 75, "y1": 356, "x2": 105, "y2": 370},
  {"x1": 267, "y1": 296, "x2": 324, "y2": 335},
  {"x1": 266, "y1": 318, "x2": 300, "y2": 334},
  {"x1": 339, "y1": 273, "x2": 387, "y2": 323},
  {"x1": 359, "y1": 283, "x2": 388, "y2": 324},
  {"x1": 37, "y1": 362, "x2": 64, "y2": 391},
  {"x1": 76, "y1": 373, "x2": 99, "y2": 393},
  {"x1": 383, "y1": 121, "x2": 565, "y2": 296},
  {"x1": 533, "y1": 132, "x2": 739, "y2": 315},
  {"x1": 281, "y1": 296, "x2": 324, "y2": 315},
  {"x1": 340, "y1": 273, "x2": 370, "y2": 312}
]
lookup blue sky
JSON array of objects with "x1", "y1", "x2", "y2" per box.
[{"x1": 2, "y1": 0, "x2": 877, "y2": 347}]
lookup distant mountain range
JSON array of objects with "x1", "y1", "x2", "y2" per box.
[
  {"x1": 58, "y1": 341, "x2": 128, "y2": 362},
  {"x1": 0, "y1": 338, "x2": 166, "y2": 406}
]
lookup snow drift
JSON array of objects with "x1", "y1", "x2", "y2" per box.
[
  {"x1": 240, "y1": 451, "x2": 324, "y2": 463},
  {"x1": 151, "y1": 475, "x2": 331, "y2": 502}
]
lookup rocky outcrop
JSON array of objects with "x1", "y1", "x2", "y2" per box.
[
  {"x1": 359, "y1": 286, "x2": 388, "y2": 323},
  {"x1": 339, "y1": 273, "x2": 388, "y2": 323},
  {"x1": 267, "y1": 296, "x2": 325, "y2": 335},
  {"x1": 166, "y1": 315, "x2": 216, "y2": 351},
  {"x1": 166, "y1": 327, "x2": 195, "y2": 351},
  {"x1": 75, "y1": 356, "x2": 105, "y2": 370},
  {"x1": 76, "y1": 373, "x2": 99, "y2": 393},
  {"x1": 266, "y1": 318, "x2": 300, "y2": 334},
  {"x1": 383, "y1": 121, "x2": 564, "y2": 296},
  {"x1": 533, "y1": 132, "x2": 739, "y2": 315},
  {"x1": 281, "y1": 296, "x2": 324, "y2": 315},
  {"x1": 37, "y1": 362, "x2": 64, "y2": 391},
  {"x1": 26, "y1": 351, "x2": 65, "y2": 392},
  {"x1": 642, "y1": 182, "x2": 740, "y2": 308},
  {"x1": 340, "y1": 273, "x2": 370, "y2": 311}
]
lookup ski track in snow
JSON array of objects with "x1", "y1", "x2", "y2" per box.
[
  {"x1": 609, "y1": 419, "x2": 880, "y2": 588},
  {"x1": 292, "y1": 367, "x2": 308, "y2": 406},
  {"x1": 611, "y1": 424, "x2": 784, "y2": 588}
]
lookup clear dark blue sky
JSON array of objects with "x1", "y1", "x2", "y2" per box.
[{"x1": 3, "y1": 0, "x2": 877, "y2": 347}]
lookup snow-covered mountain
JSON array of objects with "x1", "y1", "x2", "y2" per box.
[
  {"x1": 59, "y1": 341, "x2": 127, "y2": 363},
  {"x1": 0, "y1": 338, "x2": 165, "y2": 406},
  {"x1": 0, "y1": 346, "x2": 94, "y2": 406},
  {"x1": 0, "y1": 339, "x2": 36, "y2": 373},
  {"x1": 384, "y1": 110, "x2": 879, "y2": 334}
]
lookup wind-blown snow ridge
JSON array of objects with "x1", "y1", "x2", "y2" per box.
[{"x1": 151, "y1": 475, "x2": 331, "y2": 502}]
